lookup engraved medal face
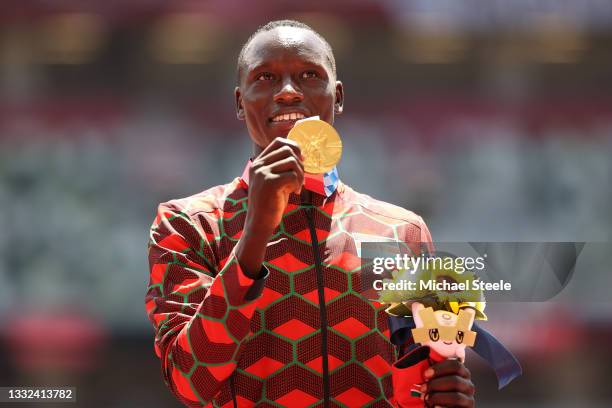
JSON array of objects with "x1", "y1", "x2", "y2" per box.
[{"x1": 287, "y1": 119, "x2": 342, "y2": 174}]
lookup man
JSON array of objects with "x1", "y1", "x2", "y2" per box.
[{"x1": 146, "y1": 20, "x2": 475, "y2": 407}]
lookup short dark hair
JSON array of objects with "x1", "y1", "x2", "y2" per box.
[{"x1": 236, "y1": 19, "x2": 336, "y2": 85}]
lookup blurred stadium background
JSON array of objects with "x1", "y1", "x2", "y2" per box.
[{"x1": 1, "y1": 0, "x2": 611, "y2": 406}]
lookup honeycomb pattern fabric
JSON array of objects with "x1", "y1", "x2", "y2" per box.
[{"x1": 146, "y1": 175, "x2": 433, "y2": 408}]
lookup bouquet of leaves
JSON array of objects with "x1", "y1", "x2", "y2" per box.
[{"x1": 377, "y1": 255, "x2": 488, "y2": 321}]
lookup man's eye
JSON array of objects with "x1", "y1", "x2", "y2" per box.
[
  {"x1": 301, "y1": 71, "x2": 318, "y2": 79},
  {"x1": 429, "y1": 329, "x2": 440, "y2": 342},
  {"x1": 256, "y1": 73, "x2": 274, "y2": 81}
]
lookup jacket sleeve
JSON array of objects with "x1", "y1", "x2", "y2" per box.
[
  {"x1": 145, "y1": 202, "x2": 268, "y2": 407},
  {"x1": 391, "y1": 346, "x2": 432, "y2": 408},
  {"x1": 418, "y1": 215, "x2": 435, "y2": 255},
  {"x1": 392, "y1": 216, "x2": 435, "y2": 408}
]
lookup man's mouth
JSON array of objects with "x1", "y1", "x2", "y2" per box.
[{"x1": 270, "y1": 112, "x2": 306, "y2": 123}]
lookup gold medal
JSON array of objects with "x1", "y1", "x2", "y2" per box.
[{"x1": 287, "y1": 118, "x2": 342, "y2": 174}]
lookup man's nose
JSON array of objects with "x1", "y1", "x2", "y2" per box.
[{"x1": 274, "y1": 77, "x2": 303, "y2": 104}]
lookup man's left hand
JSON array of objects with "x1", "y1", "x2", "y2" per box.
[{"x1": 421, "y1": 359, "x2": 475, "y2": 407}]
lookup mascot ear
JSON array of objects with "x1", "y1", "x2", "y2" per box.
[
  {"x1": 411, "y1": 302, "x2": 425, "y2": 328},
  {"x1": 458, "y1": 307, "x2": 476, "y2": 330}
]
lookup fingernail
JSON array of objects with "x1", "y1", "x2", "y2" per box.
[{"x1": 424, "y1": 368, "x2": 434, "y2": 379}]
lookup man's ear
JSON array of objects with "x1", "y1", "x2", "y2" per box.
[
  {"x1": 235, "y1": 86, "x2": 245, "y2": 120},
  {"x1": 411, "y1": 302, "x2": 425, "y2": 328},
  {"x1": 334, "y1": 81, "x2": 344, "y2": 115}
]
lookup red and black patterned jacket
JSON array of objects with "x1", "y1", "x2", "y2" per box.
[{"x1": 146, "y1": 174, "x2": 433, "y2": 407}]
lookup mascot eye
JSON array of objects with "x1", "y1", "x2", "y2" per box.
[
  {"x1": 429, "y1": 328, "x2": 440, "y2": 341},
  {"x1": 456, "y1": 331, "x2": 464, "y2": 344}
]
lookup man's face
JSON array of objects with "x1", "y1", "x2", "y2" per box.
[{"x1": 235, "y1": 27, "x2": 344, "y2": 153}]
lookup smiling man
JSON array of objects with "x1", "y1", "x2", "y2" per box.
[{"x1": 146, "y1": 20, "x2": 475, "y2": 407}]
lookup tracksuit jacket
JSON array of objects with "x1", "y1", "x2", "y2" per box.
[{"x1": 146, "y1": 171, "x2": 433, "y2": 407}]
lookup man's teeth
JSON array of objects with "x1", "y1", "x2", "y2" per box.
[{"x1": 272, "y1": 112, "x2": 306, "y2": 122}]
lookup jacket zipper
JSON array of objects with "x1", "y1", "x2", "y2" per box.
[
  {"x1": 305, "y1": 206, "x2": 330, "y2": 408},
  {"x1": 230, "y1": 372, "x2": 237, "y2": 408}
]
